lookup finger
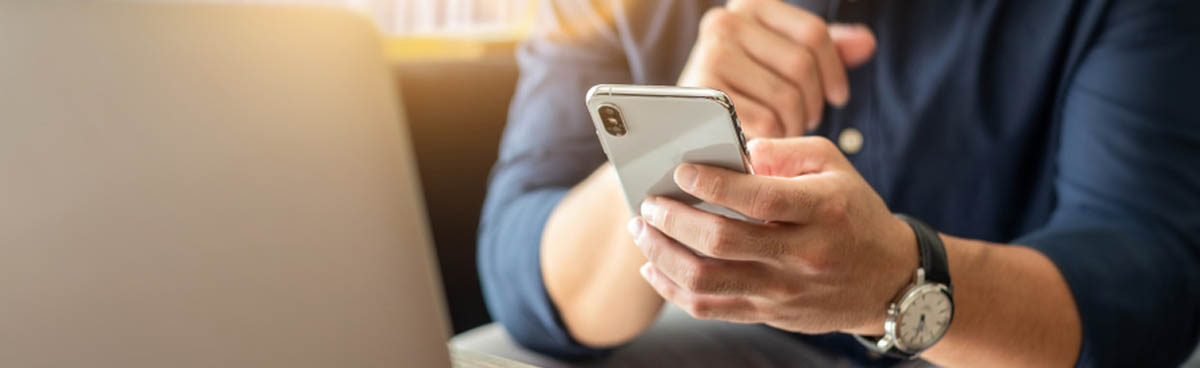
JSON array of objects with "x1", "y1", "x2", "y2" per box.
[
  {"x1": 673, "y1": 163, "x2": 833, "y2": 222},
  {"x1": 707, "y1": 42, "x2": 806, "y2": 137},
  {"x1": 728, "y1": 0, "x2": 850, "y2": 106},
  {"x1": 679, "y1": 43, "x2": 784, "y2": 137},
  {"x1": 639, "y1": 263, "x2": 761, "y2": 323},
  {"x1": 795, "y1": 51, "x2": 824, "y2": 131},
  {"x1": 728, "y1": 91, "x2": 783, "y2": 138},
  {"x1": 644, "y1": 196, "x2": 841, "y2": 278},
  {"x1": 687, "y1": 9, "x2": 787, "y2": 138},
  {"x1": 747, "y1": 136, "x2": 846, "y2": 177},
  {"x1": 640, "y1": 196, "x2": 786, "y2": 262},
  {"x1": 829, "y1": 23, "x2": 877, "y2": 68},
  {"x1": 728, "y1": 15, "x2": 825, "y2": 130},
  {"x1": 629, "y1": 217, "x2": 763, "y2": 296}
]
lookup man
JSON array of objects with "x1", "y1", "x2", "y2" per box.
[{"x1": 478, "y1": 0, "x2": 1200, "y2": 366}]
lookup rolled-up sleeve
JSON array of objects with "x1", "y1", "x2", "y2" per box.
[
  {"x1": 1016, "y1": 1, "x2": 1200, "y2": 366},
  {"x1": 476, "y1": 0, "x2": 631, "y2": 360}
]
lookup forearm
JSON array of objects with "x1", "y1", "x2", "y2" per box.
[
  {"x1": 922, "y1": 234, "x2": 1082, "y2": 367},
  {"x1": 541, "y1": 165, "x2": 664, "y2": 347}
]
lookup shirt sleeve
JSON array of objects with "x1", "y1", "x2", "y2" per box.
[
  {"x1": 476, "y1": 0, "x2": 631, "y2": 360},
  {"x1": 1015, "y1": 1, "x2": 1200, "y2": 366}
]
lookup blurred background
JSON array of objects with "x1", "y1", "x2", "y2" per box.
[
  {"x1": 216, "y1": 0, "x2": 532, "y2": 35},
  {"x1": 188, "y1": 0, "x2": 533, "y2": 334}
]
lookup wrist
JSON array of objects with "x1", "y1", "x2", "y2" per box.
[
  {"x1": 881, "y1": 215, "x2": 923, "y2": 316},
  {"x1": 849, "y1": 215, "x2": 921, "y2": 335},
  {"x1": 852, "y1": 214, "x2": 956, "y2": 358}
]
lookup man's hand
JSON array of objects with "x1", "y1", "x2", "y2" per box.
[
  {"x1": 678, "y1": 0, "x2": 876, "y2": 138},
  {"x1": 627, "y1": 137, "x2": 916, "y2": 334}
]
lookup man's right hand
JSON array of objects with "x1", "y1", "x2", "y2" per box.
[{"x1": 678, "y1": 0, "x2": 876, "y2": 138}]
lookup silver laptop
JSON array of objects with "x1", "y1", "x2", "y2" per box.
[{"x1": 0, "y1": 2, "x2": 459, "y2": 367}]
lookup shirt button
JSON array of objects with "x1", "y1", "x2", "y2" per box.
[{"x1": 838, "y1": 127, "x2": 864, "y2": 154}]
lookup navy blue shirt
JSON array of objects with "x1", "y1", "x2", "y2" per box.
[{"x1": 478, "y1": 0, "x2": 1200, "y2": 366}]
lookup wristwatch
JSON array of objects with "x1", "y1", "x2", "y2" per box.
[{"x1": 853, "y1": 214, "x2": 954, "y2": 359}]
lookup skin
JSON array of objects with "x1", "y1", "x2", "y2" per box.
[
  {"x1": 541, "y1": 0, "x2": 1082, "y2": 365},
  {"x1": 633, "y1": 137, "x2": 1082, "y2": 367},
  {"x1": 678, "y1": 0, "x2": 876, "y2": 138}
]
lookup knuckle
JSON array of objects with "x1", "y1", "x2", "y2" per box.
[
  {"x1": 805, "y1": 254, "x2": 834, "y2": 273},
  {"x1": 816, "y1": 194, "x2": 848, "y2": 220},
  {"x1": 677, "y1": 262, "x2": 702, "y2": 291},
  {"x1": 682, "y1": 276, "x2": 706, "y2": 295},
  {"x1": 777, "y1": 238, "x2": 808, "y2": 264},
  {"x1": 801, "y1": 27, "x2": 830, "y2": 49},
  {"x1": 768, "y1": 280, "x2": 804, "y2": 299},
  {"x1": 700, "y1": 8, "x2": 738, "y2": 37},
  {"x1": 686, "y1": 262, "x2": 715, "y2": 290},
  {"x1": 686, "y1": 262, "x2": 731, "y2": 295},
  {"x1": 701, "y1": 170, "x2": 725, "y2": 200},
  {"x1": 796, "y1": 20, "x2": 829, "y2": 46},
  {"x1": 704, "y1": 219, "x2": 738, "y2": 256},
  {"x1": 644, "y1": 237, "x2": 666, "y2": 260},
  {"x1": 687, "y1": 299, "x2": 715, "y2": 319},
  {"x1": 794, "y1": 187, "x2": 820, "y2": 212},
  {"x1": 783, "y1": 52, "x2": 814, "y2": 80},
  {"x1": 755, "y1": 233, "x2": 788, "y2": 260},
  {"x1": 749, "y1": 183, "x2": 787, "y2": 219},
  {"x1": 657, "y1": 203, "x2": 678, "y2": 229},
  {"x1": 801, "y1": 246, "x2": 837, "y2": 273}
]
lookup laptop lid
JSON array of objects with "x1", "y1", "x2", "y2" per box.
[{"x1": 0, "y1": 2, "x2": 452, "y2": 367}]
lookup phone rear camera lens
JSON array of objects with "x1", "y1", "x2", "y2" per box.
[{"x1": 599, "y1": 105, "x2": 627, "y2": 136}]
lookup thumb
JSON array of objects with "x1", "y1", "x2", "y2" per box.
[
  {"x1": 829, "y1": 23, "x2": 876, "y2": 68},
  {"x1": 747, "y1": 137, "x2": 837, "y2": 177}
]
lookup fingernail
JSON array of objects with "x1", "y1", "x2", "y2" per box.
[
  {"x1": 627, "y1": 217, "x2": 643, "y2": 238},
  {"x1": 848, "y1": 23, "x2": 871, "y2": 32},
  {"x1": 640, "y1": 200, "x2": 660, "y2": 224},
  {"x1": 829, "y1": 23, "x2": 870, "y2": 38},
  {"x1": 675, "y1": 164, "x2": 699, "y2": 191},
  {"x1": 831, "y1": 86, "x2": 849, "y2": 107},
  {"x1": 639, "y1": 263, "x2": 652, "y2": 281}
]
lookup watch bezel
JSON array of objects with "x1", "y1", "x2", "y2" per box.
[{"x1": 887, "y1": 282, "x2": 955, "y2": 354}]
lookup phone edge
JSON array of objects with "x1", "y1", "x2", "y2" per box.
[{"x1": 587, "y1": 84, "x2": 751, "y2": 161}]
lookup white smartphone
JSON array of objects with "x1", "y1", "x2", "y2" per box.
[{"x1": 586, "y1": 84, "x2": 754, "y2": 221}]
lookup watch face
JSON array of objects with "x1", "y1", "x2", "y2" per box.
[{"x1": 895, "y1": 285, "x2": 953, "y2": 352}]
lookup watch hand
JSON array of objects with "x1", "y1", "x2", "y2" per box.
[{"x1": 916, "y1": 314, "x2": 926, "y2": 336}]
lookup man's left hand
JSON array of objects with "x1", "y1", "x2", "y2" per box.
[{"x1": 628, "y1": 136, "x2": 918, "y2": 335}]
